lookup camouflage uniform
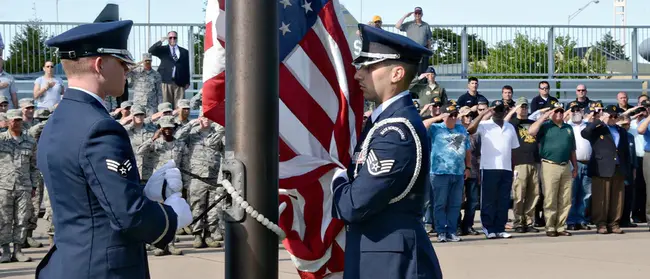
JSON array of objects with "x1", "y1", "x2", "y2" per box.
[
  {"x1": 124, "y1": 105, "x2": 157, "y2": 181},
  {"x1": 189, "y1": 90, "x2": 202, "y2": 110},
  {"x1": 144, "y1": 102, "x2": 173, "y2": 127},
  {"x1": 136, "y1": 115, "x2": 189, "y2": 256},
  {"x1": 175, "y1": 99, "x2": 191, "y2": 127},
  {"x1": 0, "y1": 109, "x2": 39, "y2": 262},
  {"x1": 23, "y1": 109, "x2": 51, "y2": 248},
  {"x1": 0, "y1": 113, "x2": 7, "y2": 133},
  {"x1": 18, "y1": 98, "x2": 37, "y2": 131},
  {"x1": 127, "y1": 66, "x2": 162, "y2": 116},
  {"x1": 175, "y1": 120, "x2": 226, "y2": 248},
  {"x1": 109, "y1": 100, "x2": 132, "y2": 120}
]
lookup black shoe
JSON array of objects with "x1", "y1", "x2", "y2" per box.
[
  {"x1": 526, "y1": 226, "x2": 540, "y2": 233},
  {"x1": 466, "y1": 228, "x2": 480, "y2": 235},
  {"x1": 546, "y1": 231, "x2": 558, "y2": 237},
  {"x1": 514, "y1": 227, "x2": 526, "y2": 233},
  {"x1": 620, "y1": 222, "x2": 638, "y2": 228},
  {"x1": 578, "y1": 223, "x2": 591, "y2": 230},
  {"x1": 567, "y1": 224, "x2": 579, "y2": 231},
  {"x1": 534, "y1": 221, "x2": 546, "y2": 227}
]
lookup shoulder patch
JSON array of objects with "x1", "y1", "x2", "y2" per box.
[
  {"x1": 379, "y1": 125, "x2": 407, "y2": 140},
  {"x1": 106, "y1": 159, "x2": 132, "y2": 177},
  {"x1": 366, "y1": 149, "x2": 395, "y2": 176}
]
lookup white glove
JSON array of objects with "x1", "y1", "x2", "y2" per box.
[
  {"x1": 513, "y1": 170, "x2": 518, "y2": 181},
  {"x1": 329, "y1": 168, "x2": 349, "y2": 193},
  {"x1": 144, "y1": 160, "x2": 183, "y2": 202},
  {"x1": 164, "y1": 193, "x2": 192, "y2": 231}
]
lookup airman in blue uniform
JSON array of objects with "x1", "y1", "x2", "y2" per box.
[
  {"x1": 332, "y1": 24, "x2": 443, "y2": 279},
  {"x1": 35, "y1": 13, "x2": 192, "y2": 279}
]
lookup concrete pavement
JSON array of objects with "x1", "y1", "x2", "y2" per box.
[{"x1": 2, "y1": 219, "x2": 650, "y2": 278}]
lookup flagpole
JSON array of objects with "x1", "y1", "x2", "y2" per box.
[{"x1": 225, "y1": 0, "x2": 279, "y2": 278}]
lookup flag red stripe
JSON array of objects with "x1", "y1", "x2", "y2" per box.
[
  {"x1": 279, "y1": 64, "x2": 334, "y2": 151},
  {"x1": 204, "y1": 21, "x2": 214, "y2": 51},
  {"x1": 319, "y1": 2, "x2": 364, "y2": 139},
  {"x1": 298, "y1": 30, "x2": 351, "y2": 166},
  {"x1": 279, "y1": 138, "x2": 298, "y2": 162},
  {"x1": 202, "y1": 73, "x2": 226, "y2": 126}
]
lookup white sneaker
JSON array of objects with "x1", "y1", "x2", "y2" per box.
[
  {"x1": 486, "y1": 233, "x2": 497, "y2": 239},
  {"x1": 446, "y1": 234, "x2": 462, "y2": 242},
  {"x1": 496, "y1": 232, "x2": 512, "y2": 239},
  {"x1": 437, "y1": 233, "x2": 447, "y2": 243}
]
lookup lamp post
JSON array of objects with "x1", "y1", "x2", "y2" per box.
[{"x1": 568, "y1": 0, "x2": 599, "y2": 25}]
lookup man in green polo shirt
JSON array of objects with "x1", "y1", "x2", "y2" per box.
[{"x1": 529, "y1": 100, "x2": 578, "y2": 237}]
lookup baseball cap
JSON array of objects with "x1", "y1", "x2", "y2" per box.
[
  {"x1": 19, "y1": 98, "x2": 35, "y2": 109},
  {"x1": 158, "y1": 115, "x2": 176, "y2": 128},
  {"x1": 120, "y1": 100, "x2": 133, "y2": 109},
  {"x1": 177, "y1": 99, "x2": 190, "y2": 109},
  {"x1": 441, "y1": 103, "x2": 458, "y2": 114},
  {"x1": 425, "y1": 67, "x2": 436, "y2": 75},
  {"x1": 566, "y1": 101, "x2": 580, "y2": 111},
  {"x1": 0, "y1": 96, "x2": 8, "y2": 104},
  {"x1": 515, "y1": 97, "x2": 528, "y2": 107},
  {"x1": 477, "y1": 97, "x2": 489, "y2": 105},
  {"x1": 131, "y1": 104, "x2": 146, "y2": 115},
  {"x1": 604, "y1": 104, "x2": 623, "y2": 114},
  {"x1": 414, "y1": 7, "x2": 423, "y2": 13},
  {"x1": 6, "y1": 109, "x2": 23, "y2": 120},
  {"x1": 430, "y1": 96, "x2": 442, "y2": 105},
  {"x1": 158, "y1": 102, "x2": 173, "y2": 113},
  {"x1": 371, "y1": 15, "x2": 382, "y2": 22},
  {"x1": 142, "y1": 53, "x2": 152, "y2": 61}
]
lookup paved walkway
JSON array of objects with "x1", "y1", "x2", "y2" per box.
[{"x1": 2, "y1": 219, "x2": 650, "y2": 278}]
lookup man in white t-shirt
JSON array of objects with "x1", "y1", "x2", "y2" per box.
[{"x1": 467, "y1": 100, "x2": 520, "y2": 239}]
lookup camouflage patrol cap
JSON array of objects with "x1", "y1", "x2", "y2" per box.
[
  {"x1": 142, "y1": 53, "x2": 152, "y2": 61},
  {"x1": 34, "y1": 108, "x2": 51, "y2": 119},
  {"x1": 131, "y1": 104, "x2": 146, "y2": 115},
  {"x1": 0, "y1": 95, "x2": 8, "y2": 104},
  {"x1": 19, "y1": 98, "x2": 35, "y2": 109},
  {"x1": 6, "y1": 109, "x2": 23, "y2": 120},
  {"x1": 177, "y1": 99, "x2": 190, "y2": 109},
  {"x1": 158, "y1": 115, "x2": 176, "y2": 128},
  {"x1": 120, "y1": 100, "x2": 133, "y2": 109},
  {"x1": 158, "y1": 102, "x2": 173, "y2": 113}
]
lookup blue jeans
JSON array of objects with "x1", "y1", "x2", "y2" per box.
[
  {"x1": 567, "y1": 162, "x2": 592, "y2": 225},
  {"x1": 424, "y1": 177, "x2": 434, "y2": 225},
  {"x1": 461, "y1": 178, "x2": 479, "y2": 230},
  {"x1": 480, "y1": 169, "x2": 513, "y2": 234},
  {"x1": 432, "y1": 174, "x2": 464, "y2": 234}
]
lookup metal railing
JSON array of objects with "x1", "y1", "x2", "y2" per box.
[{"x1": 2, "y1": 21, "x2": 650, "y2": 80}]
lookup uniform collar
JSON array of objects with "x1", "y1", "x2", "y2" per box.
[
  {"x1": 371, "y1": 90, "x2": 410, "y2": 123},
  {"x1": 68, "y1": 87, "x2": 109, "y2": 112}
]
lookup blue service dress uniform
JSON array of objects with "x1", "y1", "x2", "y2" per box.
[
  {"x1": 35, "y1": 19, "x2": 178, "y2": 279},
  {"x1": 36, "y1": 88, "x2": 178, "y2": 279},
  {"x1": 332, "y1": 92, "x2": 442, "y2": 279}
]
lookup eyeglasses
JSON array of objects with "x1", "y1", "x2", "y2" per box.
[
  {"x1": 539, "y1": 87, "x2": 549, "y2": 90},
  {"x1": 168, "y1": 36, "x2": 177, "y2": 40},
  {"x1": 374, "y1": 21, "x2": 382, "y2": 24},
  {"x1": 570, "y1": 107, "x2": 581, "y2": 112},
  {"x1": 577, "y1": 89, "x2": 586, "y2": 92}
]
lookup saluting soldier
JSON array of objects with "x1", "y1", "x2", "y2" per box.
[
  {"x1": 175, "y1": 113, "x2": 225, "y2": 248},
  {"x1": 36, "y1": 18, "x2": 192, "y2": 278},
  {"x1": 137, "y1": 115, "x2": 190, "y2": 256},
  {"x1": 331, "y1": 24, "x2": 442, "y2": 279},
  {"x1": 123, "y1": 104, "x2": 157, "y2": 182},
  {"x1": 0, "y1": 109, "x2": 39, "y2": 263},
  {"x1": 23, "y1": 108, "x2": 51, "y2": 249},
  {"x1": 127, "y1": 53, "x2": 162, "y2": 116},
  {"x1": 174, "y1": 99, "x2": 191, "y2": 127},
  {"x1": 410, "y1": 66, "x2": 447, "y2": 107},
  {"x1": 19, "y1": 98, "x2": 37, "y2": 131}
]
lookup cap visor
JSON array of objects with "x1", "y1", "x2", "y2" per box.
[{"x1": 112, "y1": 54, "x2": 136, "y2": 65}]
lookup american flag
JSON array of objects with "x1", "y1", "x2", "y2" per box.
[{"x1": 201, "y1": 0, "x2": 363, "y2": 278}]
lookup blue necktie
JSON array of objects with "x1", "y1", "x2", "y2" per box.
[{"x1": 172, "y1": 48, "x2": 178, "y2": 61}]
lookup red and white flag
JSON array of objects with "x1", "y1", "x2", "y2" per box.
[{"x1": 201, "y1": 0, "x2": 363, "y2": 278}]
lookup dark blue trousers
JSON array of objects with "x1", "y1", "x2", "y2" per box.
[{"x1": 480, "y1": 169, "x2": 513, "y2": 234}]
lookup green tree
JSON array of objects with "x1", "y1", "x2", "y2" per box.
[
  {"x1": 594, "y1": 32, "x2": 628, "y2": 61},
  {"x1": 471, "y1": 33, "x2": 607, "y2": 79},
  {"x1": 4, "y1": 22, "x2": 58, "y2": 75},
  {"x1": 430, "y1": 28, "x2": 488, "y2": 65}
]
